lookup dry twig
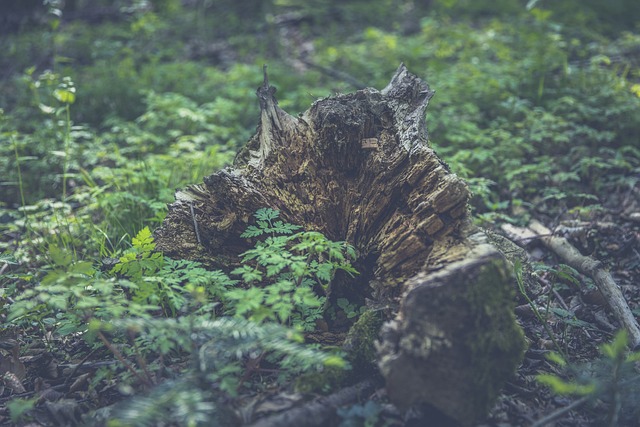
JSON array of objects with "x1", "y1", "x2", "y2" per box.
[{"x1": 502, "y1": 220, "x2": 640, "y2": 349}]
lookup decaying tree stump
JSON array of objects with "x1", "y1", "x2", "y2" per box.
[{"x1": 155, "y1": 64, "x2": 526, "y2": 426}]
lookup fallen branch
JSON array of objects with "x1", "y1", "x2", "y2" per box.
[
  {"x1": 248, "y1": 379, "x2": 378, "y2": 427},
  {"x1": 502, "y1": 220, "x2": 640, "y2": 349}
]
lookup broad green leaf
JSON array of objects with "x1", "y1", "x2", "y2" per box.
[
  {"x1": 49, "y1": 245, "x2": 72, "y2": 267},
  {"x1": 53, "y1": 88, "x2": 76, "y2": 104},
  {"x1": 70, "y1": 261, "x2": 95, "y2": 276}
]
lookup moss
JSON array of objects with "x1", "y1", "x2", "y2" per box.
[
  {"x1": 295, "y1": 310, "x2": 384, "y2": 393},
  {"x1": 294, "y1": 365, "x2": 347, "y2": 394},
  {"x1": 463, "y1": 258, "x2": 527, "y2": 415},
  {"x1": 343, "y1": 310, "x2": 385, "y2": 377}
]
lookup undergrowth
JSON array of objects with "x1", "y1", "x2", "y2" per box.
[
  {"x1": 536, "y1": 331, "x2": 640, "y2": 427},
  {"x1": 515, "y1": 259, "x2": 640, "y2": 427},
  {"x1": 1, "y1": 0, "x2": 640, "y2": 425},
  {"x1": 5, "y1": 210, "x2": 352, "y2": 425}
]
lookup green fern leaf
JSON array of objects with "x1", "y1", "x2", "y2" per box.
[
  {"x1": 132, "y1": 227, "x2": 156, "y2": 252},
  {"x1": 240, "y1": 225, "x2": 264, "y2": 238},
  {"x1": 255, "y1": 208, "x2": 280, "y2": 221}
]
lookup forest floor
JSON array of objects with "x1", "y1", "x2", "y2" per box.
[
  {"x1": 2, "y1": 3, "x2": 640, "y2": 426},
  {"x1": 484, "y1": 186, "x2": 640, "y2": 427},
  {"x1": 1, "y1": 186, "x2": 639, "y2": 427},
  {"x1": 323, "y1": 186, "x2": 640, "y2": 427}
]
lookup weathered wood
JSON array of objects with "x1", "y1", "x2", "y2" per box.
[
  {"x1": 155, "y1": 64, "x2": 526, "y2": 426},
  {"x1": 376, "y1": 227, "x2": 525, "y2": 426}
]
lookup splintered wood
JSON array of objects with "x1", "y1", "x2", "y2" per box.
[{"x1": 155, "y1": 64, "x2": 526, "y2": 426}]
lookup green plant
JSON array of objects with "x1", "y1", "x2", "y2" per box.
[
  {"x1": 110, "y1": 227, "x2": 236, "y2": 317},
  {"x1": 7, "y1": 224, "x2": 347, "y2": 403},
  {"x1": 0, "y1": 70, "x2": 84, "y2": 206},
  {"x1": 105, "y1": 316, "x2": 346, "y2": 426},
  {"x1": 515, "y1": 260, "x2": 565, "y2": 356},
  {"x1": 337, "y1": 400, "x2": 387, "y2": 427},
  {"x1": 53, "y1": 76, "x2": 76, "y2": 201},
  {"x1": 6, "y1": 397, "x2": 38, "y2": 425},
  {"x1": 111, "y1": 227, "x2": 164, "y2": 281},
  {"x1": 7, "y1": 244, "x2": 155, "y2": 337},
  {"x1": 225, "y1": 208, "x2": 358, "y2": 330},
  {"x1": 336, "y1": 297, "x2": 367, "y2": 320},
  {"x1": 536, "y1": 330, "x2": 640, "y2": 426}
]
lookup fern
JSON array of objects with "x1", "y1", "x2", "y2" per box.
[
  {"x1": 112, "y1": 227, "x2": 164, "y2": 280},
  {"x1": 228, "y1": 209, "x2": 358, "y2": 330},
  {"x1": 7, "y1": 216, "x2": 351, "y2": 425},
  {"x1": 106, "y1": 315, "x2": 345, "y2": 426},
  {"x1": 240, "y1": 208, "x2": 302, "y2": 238},
  {"x1": 109, "y1": 227, "x2": 236, "y2": 315}
]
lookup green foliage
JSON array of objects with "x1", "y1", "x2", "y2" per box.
[
  {"x1": 227, "y1": 209, "x2": 358, "y2": 330},
  {"x1": 314, "y1": 12, "x2": 640, "y2": 222},
  {"x1": 538, "y1": 330, "x2": 640, "y2": 425},
  {"x1": 6, "y1": 223, "x2": 347, "y2": 425},
  {"x1": 337, "y1": 400, "x2": 387, "y2": 427},
  {"x1": 533, "y1": 0, "x2": 640, "y2": 36},
  {"x1": 6, "y1": 397, "x2": 37, "y2": 424},
  {"x1": 112, "y1": 227, "x2": 162, "y2": 279},
  {"x1": 7, "y1": 215, "x2": 355, "y2": 340},
  {"x1": 105, "y1": 378, "x2": 219, "y2": 427},
  {"x1": 0, "y1": 70, "x2": 85, "y2": 205},
  {"x1": 336, "y1": 297, "x2": 367, "y2": 320},
  {"x1": 2, "y1": 1, "x2": 640, "y2": 424},
  {"x1": 7, "y1": 244, "x2": 154, "y2": 336},
  {"x1": 240, "y1": 207, "x2": 302, "y2": 237},
  {"x1": 106, "y1": 316, "x2": 344, "y2": 426},
  {"x1": 8, "y1": 228, "x2": 224, "y2": 336},
  {"x1": 1, "y1": 67, "x2": 233, "y2": 260},
  {"x1": 109, "y1": 227, "x2": 237, "y2": 317}
]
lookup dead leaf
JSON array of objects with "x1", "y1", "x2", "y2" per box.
[
  {"x1": 3, "y1": 371, "x2": 26, "y2": 393},
  {"x1": 38, "y1": 387, "x2": 64, "y2": 402},
  {"x1": 69, "y1": 373, "x2": 91, "y2": 394},
  {"x1": 0, "y1": 341, "x2": 26, "y2": 380}
]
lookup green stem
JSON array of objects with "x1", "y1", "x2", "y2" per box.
[
  {"x1": 515, "y1": 261, "x2": 566, "y2": 358},
  {"x1": 12, "y1": 135, "x2": 31, "y2": 243},
  {"x1": 62, "y1": 103, "x2": 71, "y2": 201}
]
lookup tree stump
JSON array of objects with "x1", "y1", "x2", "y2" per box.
[{"x1": 154, "y1": 64, "x2": 525, "y2": 426}]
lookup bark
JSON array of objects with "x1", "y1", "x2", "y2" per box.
[{"x1": 155, "y1": 64, "x2": 525, "y2": 426}]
